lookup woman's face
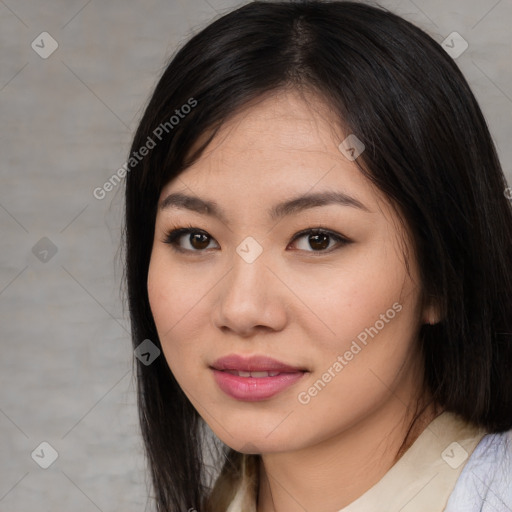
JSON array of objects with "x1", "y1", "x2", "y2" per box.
[{"x1": 147, "y1": 89, "x2": 435, "y2": 453}]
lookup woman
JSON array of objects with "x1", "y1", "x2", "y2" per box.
[{"x1": 123, "y1": 1, "x2": 512, "y2": 511}]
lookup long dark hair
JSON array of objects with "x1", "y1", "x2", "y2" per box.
[{"x1": 122, "y1": 1, "x2": 512, "y2": 510}]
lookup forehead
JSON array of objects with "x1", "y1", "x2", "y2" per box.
[
  {"x1": 157, "y1": 88, "x2": 406, "y2": 235},
  {"x1": 162, "y1": 89, "x2": 374, "y2": 197},
  {"x1": 204, "y1": 89, "x2": 342, "y2": 156}
]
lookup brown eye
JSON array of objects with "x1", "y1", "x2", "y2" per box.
[
  {"x1": 308, "y1": 233, "x2": 330, "y2": 251},
  {"x1": 164, "y1": 228, "x2": 219, "y2": 252},
  {"x1": 189, "y1": 232, "x2": 210, "y2": 250},
  {"x1": 289, "y1": 228, "x2": 351, "y2": 253},
  {"x1": 164, "y1": 226, "x2": 350, "y2": 255}
]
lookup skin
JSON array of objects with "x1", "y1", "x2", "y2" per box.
[{"x1": 147, "y1": 88, "x2": 440, "y2": 511}]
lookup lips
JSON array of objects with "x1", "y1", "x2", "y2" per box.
[
  {"x1": 210, "y1": 354, "x2": 307, "y2": 401},
  {"x1": 211, "y1": 354, "x2": 306, "y2": 373},
  {"x1": 224, "y1": 370, "x2": 281, "y2": 377}
]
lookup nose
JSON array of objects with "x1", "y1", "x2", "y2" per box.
[{"x1": 212, "y1": 246, "x2": 288, "y2": 337}]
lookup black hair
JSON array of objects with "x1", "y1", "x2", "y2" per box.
[{"x1": 122, "y1": 2, "x2": 512, "y2": 510}]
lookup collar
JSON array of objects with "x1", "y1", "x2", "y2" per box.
[{"x1": 225, "y1": 411, "x2": 486, "y2": 512}]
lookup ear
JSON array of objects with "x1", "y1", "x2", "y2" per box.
[{"x1": 422, "y1": 300, "x2": 442, "y2": 325}]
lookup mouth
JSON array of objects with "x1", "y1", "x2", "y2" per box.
[
  {"x1": 210, "y1": 354, "x2": 308, "y2": 401},
  {"x1": 211, "y1": 353, "x2": 307, "y2": 373},
  {"x1": 222, "y1": 370, "x2": 289, "y2": 377}
]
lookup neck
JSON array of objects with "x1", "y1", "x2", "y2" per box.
[{"x1": 257, "y1": 398, "x2": 439, "y2": 512}]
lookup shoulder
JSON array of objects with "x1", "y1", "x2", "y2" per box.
[{"x1": 444, "y1": 429, "x2": 512, "y2": 511}]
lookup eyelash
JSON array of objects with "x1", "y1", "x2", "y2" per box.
[{"x1": 162, "y1": 223, "x2": 352, "y2": 255}]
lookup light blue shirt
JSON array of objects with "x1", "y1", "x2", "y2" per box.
[{"x1": 445, "y1": 430, "x2": 512, "y2": 511}]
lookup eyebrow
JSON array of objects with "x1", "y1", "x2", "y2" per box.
[{"x1": 159, "y1": 190, "x2": 372, "y2": 224}]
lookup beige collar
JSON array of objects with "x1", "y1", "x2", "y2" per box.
[{"x1": 226, "y1": 411, "x2": 486, "y2": 512}]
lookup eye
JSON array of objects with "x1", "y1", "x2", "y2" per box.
[
  {"x1": 162, "y1": 225, "x2": 351, "y2": 254},
  {"x1": 288, "y1": 228, "x2": 351, "y2": 253},
  {"x1": 163, "y1": 225, "x2": 219, "y2": 253}
]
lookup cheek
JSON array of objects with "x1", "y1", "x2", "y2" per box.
[
  {"x1": 295, "y1": 244, "x2": 422, "y2": 410},
  {"x1": 147, "y1": 248, "x2": 215, "y2": 372},
  {"x1": 148, "y1": 247, "x2": 201, "y2": 329},
  {"x1": 147, "y1": 251, "x2": 188, "y2": 349},
  {"x1": 297, "y1": 241, "x2": 413, "y2": 354}
]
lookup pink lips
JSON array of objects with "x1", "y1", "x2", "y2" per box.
[{"x1": 211, "y1": 354, "x2": 307, "y2": 401}]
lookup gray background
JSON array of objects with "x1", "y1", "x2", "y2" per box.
[{"x1": 0, "y1": 0, "x2": 511, "y2": 510}]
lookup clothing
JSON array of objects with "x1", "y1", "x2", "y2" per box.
[
  {"x1": 444, "y1": 428, "x2": 512, "y2": 511},
  {"x1": 225, "y1": 412, "x2": 512, "y2": 511}
]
